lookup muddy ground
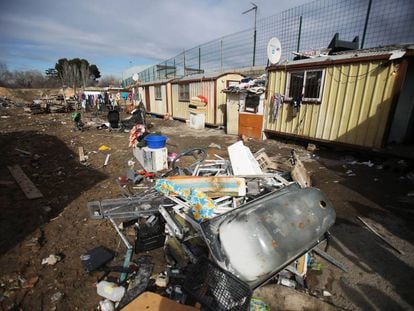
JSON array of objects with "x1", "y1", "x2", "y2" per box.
[{"x1": 0, "y1": 90, "x2": 413, "y2": 310}]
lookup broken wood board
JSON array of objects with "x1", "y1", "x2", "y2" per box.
[
  {"x1": 7, "y1": 165, "x2": 43, "y2": 199},
  {"x1": 291, "y1": 151, "x2": 311, "y2": 188},
  {"x1": 121, "y1": 291, "x2": 198, "y2": 311},
  {"x1": 78, "y1": 146, "x2": 86, "y2": 162},
  {"x1": 165, "y1": 176, "x2": 246, "y2": 197},
  {"x1": 228, "y1": 141, "x2": 263, "y2": 175}
]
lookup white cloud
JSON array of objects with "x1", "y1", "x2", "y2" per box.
[{"x1": 0, "y1": 0, "x2": 309, "y2": 74}]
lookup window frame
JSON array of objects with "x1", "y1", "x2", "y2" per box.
[
  {"x1": 154, "y1": 85, "x2": 162, "y2": 100},
  {"x1": 285, "y1": 69, "x2": 325, "y2": 103},
  {"x1": 178, "y1": 83, "x2": 190, "y2": 102}
]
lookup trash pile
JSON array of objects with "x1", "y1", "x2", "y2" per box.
[
  {"x1": 85, "y1": 138, "x2": 339, "y2": 310},
  {"x1": 0, "y1": 96, "x2": 16, "y2": 109},
  {"x1": 222, "y1": 74, "x2": 266, "y2": 94},
  {"x1": 24, "y1": 95, "x2": 77, "y2": 114}
]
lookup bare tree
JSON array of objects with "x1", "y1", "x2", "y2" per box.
[
  {"x1": 98, "y1": 75, "x2": 121, "y2": 87},
  {"x1": 79, "y1": 60, "x2": 90, "y2": 89}
]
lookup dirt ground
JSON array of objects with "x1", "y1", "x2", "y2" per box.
[{"x1": 0, "y1": 89, "x2": 413, "y2": 310}]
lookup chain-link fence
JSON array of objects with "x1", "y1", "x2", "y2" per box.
[{"x1": 132, "y1": 0, "x2": 414, "y2": 84}]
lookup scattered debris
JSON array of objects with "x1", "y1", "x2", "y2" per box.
[
  {"x1": 307, "y1": 143, "x2": 317, "y2": 152},
  {"x1": 348, "y1": 160, "x2": 375, "y2": 167},
  {"x1": 50, "y1": 291, "x2": 64, "y2": 303},
  {"x1": 290, "y1": 150, "x2": 311, "y2": 188},
  {"x1": 99, "y1": 299, "x2": 115, "y2": 311},
  {"x1": 15, "y1": 148, "x2": 31, "y2": 155},
  {"x1": 21, "y1": 276, "x2": 39, "y2": 289},
  {"x1": 103, "y1": 154, "x2": 111, "y2": 167},
  {"x1": 41, "y1": 254, "x2": 62, "y2": 266},
  {"x1": 83, "y1": 138, "x2": 338, "y2": 310},
  {"x1": 346, "y1": 169, "x2": 356, "y2": 177},
  {"x1": 155, "y1": 273, "x2": 169, "y2": 288},
  {"x1": 97, "y1": 281, "x2": 126, "y2": 302},
  {"x1": 323, "y1": 290, "x2": 332, "y2": 297},
  {"x1": 99, "y1": 145, "x2": 111, "y2": 151},
  {"x1": 78, "y1": 146, "x2": 87, "y2": 163},
  {"x1": 208, "y1": 142, "x2": 221, "y2": 149}
]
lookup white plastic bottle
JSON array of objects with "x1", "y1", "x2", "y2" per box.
[{"x1": 96, "y1": 281, "x2": 125, "y2": 302}]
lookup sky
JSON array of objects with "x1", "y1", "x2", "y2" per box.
[{"x1": 0, "y1": 0, "x2": 309, "y2": 78}]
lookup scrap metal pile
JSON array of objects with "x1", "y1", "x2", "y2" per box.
[{"x1": 85, "y1": 141, "x2": 337, "y2": 310}]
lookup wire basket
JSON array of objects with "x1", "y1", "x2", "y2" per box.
[{"x1": 183, "y1": 259, "x2": 252, "y2": 311}]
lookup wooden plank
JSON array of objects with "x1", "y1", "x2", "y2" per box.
[
  {"x1": 165, "y1": 176, "x2": 246, "y2": 197},
  {"x1": 78, "y1": 146, "x2": 85, "y2": 162},
  {"x1": 122, "y1": 291, "x2": 199, "y2": 311},
  {"x1": 8, "y1": 165, "x2": 43, "y2": 199}
]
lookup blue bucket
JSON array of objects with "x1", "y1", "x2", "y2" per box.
[{"x1": 144, "y1": 135, "x2": 167, "y2": 149}]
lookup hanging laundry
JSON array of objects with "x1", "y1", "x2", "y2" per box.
[{"x1": 121, "y1": 92, "x2": 129, "y2": 100}]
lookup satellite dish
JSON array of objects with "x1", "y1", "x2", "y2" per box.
[
  {"x1": 267, "y1": 37, "x2": 282, "y2": 64},
  {"x1": 132, "y1": 73, "x2": 139, "y2": 81}
]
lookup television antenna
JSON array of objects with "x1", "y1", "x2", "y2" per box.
[{"x1": 243, "y1": 2, "x2": 258, "y2": 66}]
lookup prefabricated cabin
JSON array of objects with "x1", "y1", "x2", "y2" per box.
[
  {"x1": 264, "y1": 45, "x2": 414, "y2": 149},
  {"x1": 170, "y1": 72, "x2": 245, "y2": 126}
]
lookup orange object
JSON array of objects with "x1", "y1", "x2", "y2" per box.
[{"x1": 121, "y1": 291, "x2": 199, "y2": 311}]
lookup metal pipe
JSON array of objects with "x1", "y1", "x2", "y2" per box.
[
  {"x1": 199, "y1": 47, "x2": 201, "y2": 71},
  {"x1": 361, "y1": 0, "x2": 372, "y2": 48},
  {"x1": 109, "y1": 217, "x2": 132, "y2": 249},
  {"x1": 297, "y1": 15, "x2": 302, "y2": 52}
]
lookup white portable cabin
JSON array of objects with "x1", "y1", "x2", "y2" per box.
[
  {"x1": 170, "y1": 72, "x2": 244, "y2": 126},
  {"x1": 138, "y1": 78, "x2": 174, "y2": 116}
]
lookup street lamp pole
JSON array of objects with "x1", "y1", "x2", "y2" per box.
[{"x1": 243, "y1": 2, "x2": 258, "y2": 67}]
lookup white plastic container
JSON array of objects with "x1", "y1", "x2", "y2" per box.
[
  {"x1": 189, "y1": 112, "x2": 205, "y2": 130},
  {"x1": 133, "y1": 146, "x2": 168, "y2": 172},
  {"x1": 96, "y1": 281, "x2": 125, "y2": 302}
]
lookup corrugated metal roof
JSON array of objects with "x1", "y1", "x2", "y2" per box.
[
  {"x1": 139, "y1": 78, "x2": 176, "y2": 86},
  {"x1": 271, "y1": 44, "x2": 414, "y2": 68}
]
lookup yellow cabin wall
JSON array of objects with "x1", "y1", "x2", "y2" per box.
[{"x1": 265, "y1": 60, "x2": 397, "y2": 149}]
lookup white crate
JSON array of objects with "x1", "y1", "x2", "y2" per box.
[{"x1": 133, "y1": 146, "x2": 168, "y2": 172}]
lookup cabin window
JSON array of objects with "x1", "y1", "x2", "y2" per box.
[
  {"x1": 286, "y1": 69, "x2": 324, "y2": 102},
  {"x1": 244, "y1": 93, "x2": 260, "y2": 113},
  {"x1": 155, "y1": 85, "x2": 162, "y2": 100},
  {"x1": 179, "y1": 83, "x2": 190, "y2": 102}
]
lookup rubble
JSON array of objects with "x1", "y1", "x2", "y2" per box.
[{"x1": 84, "y1": 136, "x2": 336, "y2": 310}]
